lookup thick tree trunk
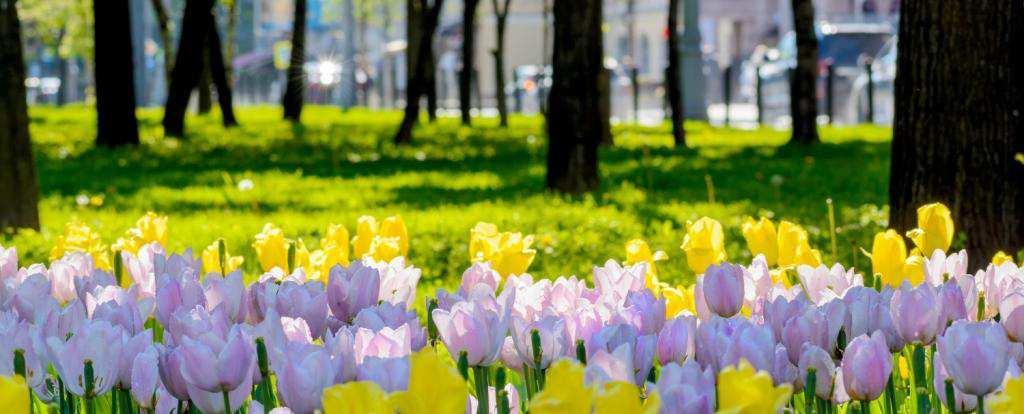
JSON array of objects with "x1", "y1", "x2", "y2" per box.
[
  {"x1": 0, "y1": 0, "x2": 40, "y2": 230},
  {"x1": 207, "y1": 14, "x2": 238, "y2": 127},
  {"x1": 889, "y1": 0, "x2": 1024, "y2": 263},
  {"x1": 198, "y1": 44, "x2": 213, "y2": 114},
  {"x1": 789, "y1": 0, "x2": 819, "y2": 144},
  {"x1": 424, "y1": 42, "x2": 438, "y2": 122},
  {"x1": 545, "y1": 0, "x2": 604, "y2": 193},
  {"x1": 94, "y1": 0, "x2": 140, "y2": 147},
  {"x1": 666, "y1": 0, "x2": 685, "y2": 147},
  {"x1": 490, "y1": 0, "x2": 511, "y2": 127},
  {"x1": 395, "y1": 0, "x2": 444, "y2": 144},
  {"x1": 283, "y1": 0, "x2": 307, "y2": 121},
  {"x1": 163, "y1": 0, "x2": 213, "y2": 137},
  {"x1": 459, "y1": 0, "x2": 480, "y2": 125},
  {"x1": 150, "y1": 0, "x2": 173, "y2": 81}
]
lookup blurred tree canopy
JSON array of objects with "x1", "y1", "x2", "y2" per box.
[{"x1": 18, "y1": 0, "x2": 93, "y2": 60}]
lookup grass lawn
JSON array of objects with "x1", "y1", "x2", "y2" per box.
[{"x1": 8, "y1": 105, "x2": 893, "y2": 291}]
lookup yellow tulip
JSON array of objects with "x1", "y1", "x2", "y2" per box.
[
  {"x1": 741, "y1": 217, "x2": 779, "y2": 266},
  {"x1": 380, "y1": 216, "x2": 409, "y2": 257},
  {"x1": 352, "y1": 216, "x2": 410, "y2": 262},
  {"x1": 50, "y1": 220, "x2": 111, "y2": 270},
  {"x1": 469, "y1": 222, "x2": 536, "y2": 277},
  {"x1": 716, "y1": 360, "x2": 792, "y2": 414},
  {"x1": 907, "y1": 203, "x2": 954, "y2": 257},
  {"x1": 625, "y1": 239, "x2": 668, "y2": 288},
  {"x1": 777, "y1": 221, "x2": 821, "y2": 268},
  {"x1": 593, "y1": 381, "x2": 660, "y2": 414},
  {"x1": 680, "y1": 217, "x2": 726, "y2": 274},
  {"x1": 989, "y1": 374, "x2": 1024, "y2": 413},
  {"x1": 0, "y1": 375, "x2": 29, "y2": 414},
  {"x1": 112, "y1": 212, "x2": 168, "y2": 254},
  {"x1": 530, "y1": 359, "x2": 594, "y2": 414},
  {"x1": 201, "y1": 240, "x2": 244, "y2": 275},
  {"x1": 661, "y1": 283, "x2": 697, "y2": 318},
  {"x1": 351, "y1": 216, "x2": 379, "y2": 259},
  {"x1": 993, "y1": 251, "x2": 1015, "y2": 266},
  {"x1": 900, "y1": 255, "x2": 926, "y2": 286},
  {"x1": 390, "y1": 349, "x2": 467, "y2": 414},
  {"x1": 871, "y1": 230, "x2": 908, "y2": 286},
  {"x1": 322, "y1": 381, "x2": 392, "y2": 414},
  {"x1": 253, "y1": 223, "x2": 289, "y2": 272},
  {"x1": 308, "y1": 224, "x2": 352, "y2": 281}
]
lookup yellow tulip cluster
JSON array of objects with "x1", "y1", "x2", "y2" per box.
[
  {"x1": 111, "y1": 212, "x2": 169, "y2": 255},
  {"x1": 469, "y1": 222, "x2": 537, "y2": 277},
  {"x1": 529, "y1": 360, "x2": 659, "y2": 414},
  {"x1": 868, "y1": 203, "x2": 954, "y2": 287},
  {"x1": 49, "y1": 220, "x2": 112, "y2": 270},
  {"x1": 322, "y1": 349, "x2": 466, "y2": 414},
  {"x1": 352, "y1": 216, "x2": 409, "y2": 263},
  {"x1": 716, "y1": 360, "x2": 793, "y2": 413}
]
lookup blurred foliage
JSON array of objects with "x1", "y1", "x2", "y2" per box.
[
  {"x1": 10, "y1": 105, "x2": 893, "y2": 293},
  {"x1": 18, "y1": 0, "x2": 93, "y2": 60}
]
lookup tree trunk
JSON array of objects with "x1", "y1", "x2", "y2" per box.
[
  {"x1": 163, "y1": 0, "x2": 214, "y2": 137},
  {"x1": 788, "y1": 0, "x2": 819, "y2": 144},
  {"x1": 424, "y1": 40, "x2": 438, "y2": 122},
  {"x1": 94, "y1": 0, "x2": 140, "y2": 147},
  {"x1": 207, "y1": 13, "x2": 238, "y2": 127},
  {"x1": 395, "y1": 0, "x2": 444, "y2": 144},
  {"x1": 56, "y1": 29, "x2": 67, "y2": 105},
  {"x1": 666, "y1": 0, "x2": 685, "y2": 147},
  {"x1": 545, "y1": 0, "x2": 604, "y2": 193},
  {"x1": 889, "y1": 0, "x2": 1024, "y2": 263},
  {"x1": 225, "y1": 0, "x2": 237, "y2": 85},
  {"x1": 0, "y1": 0, "x2": 40, "y2": 231},
  {"x1": 150, "y1": 0, "x2": 173, "y2": 81},
  {"x1": 197, "y1": 43, "x2": 213, "y2": 114},
  {"x1": 490, "y1": 0, "x2": 511, "y2": 127},
  {"x1": 459, "y1": 0, "x2": 480, "y2": 125},
  {"x1": 283, "y1": 0, "x2": 307, "y2": 121}
]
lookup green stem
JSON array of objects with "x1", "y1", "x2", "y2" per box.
[
  {"x1": 885, "y1": 373, "x2": 897, "y2": 414},
  {"x1": 977, "y1": 394, "x2": 985, "y2": 414},
  {"x1": 495, "y1": 368, "x2": 510, "y2": 414},
  {"x1": 861, "y1": 400, "x2": 871, "y2": 414},
  {"x1": 112, "y1": 387, "x2": 119, "y2": 414},
  {"x1": 457, "y1": 351, "x2": 470, "y2": 381},
  {"x1": 222, "y1": 390, "x2": 232, "y2": 414},
  {"x1": 58, "y1": 377, "x2": 66, "y2": 414},
  {"x1": 575, "y1": 339, "x2": 587, "y2": 364},
  {"x1": 530, "y1": 329, "x2": 545, "y2": 390},
  {"x1": 522, "y1": 364, "x2": 535, "y2": 401},
  {"x1": 13, "y1": 349, "x2": 32, "y2": 413},
  {"x1": 943, "y1": 379, "x2": 956, "y2": 413},
  {"x1": 804, "y1": 368, "x2": 817, "y2": 414},
  {"x1": 473, "y1": 365, "x2": 490, "y2": 414},
  {"x1": 426, "y1": 298, "x2": 439, "y2": 346},
  {"x1": 177, "y1": 400, "x2": 184, "y2": 414},
  {"x1": 83, "y1": 360, "x2": 96, "y2": 414},
  {"x1": 912, "y1": 345, "x2": 930, "y2": 414},
  {"x1": 218, "y1": 239, "x2": 227, "y2": 274}
]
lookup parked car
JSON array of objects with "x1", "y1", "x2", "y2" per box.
[{"x1": 752, "y1": 22, "x2": 892, "y2": 125}]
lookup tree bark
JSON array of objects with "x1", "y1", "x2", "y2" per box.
[
  {"x1": 889, "y1": 0, "x2": 1024, "y2": 263},
  {"x1": 789, "y1": 0, "x2": 819, "y2": 144},
  {"x1": 545, "y1": 0, "x2": 604, "y2": 193},
  {"x1": 163, "y1": 0, "x2": 214, "y2": 137},
  {"x1": 55, "y1": 29, "x2": 67, "y2": 105},
  {"x1": 490, "y1": 0, "x2": 511, "y2": 127},
  {"x1": 666, "y1": 0, "x2": 685, "y2": 147},
  {"x1": 207, "y1": 13, "x2": 238, "y2": 127},
  {"x1": 150, "y1": 0, "x2": 174, "y2": 81},
  {"x1": 395, "y1": 0, "x2": 444, "y2": 144},
  {"x1": 424, "y1": 40, "x2": 438, "y2": 122},
  {"x1": 0, "y1": 0, "x2": 40, "y2": 231},
  {"x1": 225, "y1": 0, "x2": 238, "y2": 85},
  {"x1": 459, "y1": 0, "x2": 480, "y2": 125},
  {"x1": 197, "y1": 42, "x2": 213, "y2": 114},
  {"x1": 283, "y1": 0, "x2": 307, "y2": 121},
  {"x1": 94, "y1": 0, "x2": 140, "y2": 147}
]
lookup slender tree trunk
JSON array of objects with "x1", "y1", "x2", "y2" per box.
[
  {"x1": 789, "y1": 0, "x2": 819, "y2": 144},
  {"x1": 207, "y1": 13, "x2": 238, "y2": 127},
  {"x1": 163, "y1": 0, "x2": 214, "y2": 137},
  {"x1": 94, "y1": 0, "x2": 140, "y2": 147},
  {"x1": 395, "y1": 0, "x2": 444, "y2": 144},
  {"x1": 424, "y1": 41, "x2": 438, "y2": 122},
  {"x1": 282, "y1": 0, "x2": 307, "y2": 121},
  {"x1": 150, "y1": 0, "x2": 173, "y2": 81},
  {"x1": 459, "y1": 0, "x2": 480, "y2": 125},
  {"x1": 0, "y1": 0, "x2": 40, "y2": 230},
  {"x1": 889, "y1": 0, "x2": 1024, "y2": 263},
  {"x1": 198, "y1": 43, "x2": 213, "y2": 114},
  {"x1": 666, "y1": 0, "x2": 685, "y2": 146},
  {"x1": 56, "y1": 29, "x2": 67, "y2": 105},
  {"x1": 225, "y1": 0, "x2": 237, "y2": 85},
  {"x1": 546, "y1": 0, "x2": 603, "y2": 193},
  {"x1": 490, "y1": 0, "x2": 511, "y2": 127}
]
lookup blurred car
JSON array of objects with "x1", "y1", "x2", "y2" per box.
[
  {"x1": 753, "y1": 22, "x2": 892, "y2": 125},
  {"x1": 848, "y1": 36, "x2": 896, "y2": 124}
]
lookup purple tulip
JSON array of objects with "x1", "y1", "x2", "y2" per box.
[
  {"x1": 323, "y1": 327, "x2": 357, "y2": 383},
  {"x1": 352, "y1": 302, "x2": 427, "y2": 350},
  {"x1": 277, "y1": 344, "x2": 338, "y2": 414},
  {"x1": 203, "y1": 270, "x2": 249, "y2": 324},
  {"x1": 840, "y1": 331, "x2": 892, "y2": 401},
  {"x1": 122, "y1": 243, "x2": 165, "y2": 297},
  {"x1": 432, "y1": 298, "x2": 507, "y2": 366},
  {"x1": 90, "y1": 290, "x2": 147, "y2": 335},
  {"x1": 657, "y1": 315, "x2": 696, "y2": 365},
  {"x1": 933, "y1": 350, "x2": 977, "y2": 413},
  {"x1": 0, "y1": 314, "x2": 45, "y2": 391},
  {"x1": 700, "y1": 263, "x2": 745, "y2": 318},
  {"x1": 782, "y1": 308, "x2": 831, "y2": 365},
  {"x1": 157, "y1": 345, "x2": 192, "y2": 401},
  {"x1": 353, "y1": 325, "x2": 413, "y2": 363},
  {"x1": 0, "y1": 245, "x2": 16, "y2": 279},
  {"x1": 10, "y1": 274, "x2": 59, "y2": 323},
  {"x1": 999, "y1": 292, "x2": 1024, "y2": 342},
  {"x1": 937, "y1": 279, "x2": 967, "y2": 327},
  {"x1": 651, "y1": 360, "x2": 716, "y2": 414},
  {"x1": 843, "y1": 287, "x2": 904, "y2": 352},
  {"x1": 511, "y1": 314, "x2": 570, "y2": 369},
  {"x1": 761, "y1": 295, "x2": 810, "y2": 342},
  {"x1": 47, "y1": 319, "x2": 124, "y2": 397},
  {"x1": 585, "y1": 343, "x2": 635, "y2": 385},
  {"x1": 155, "y1": 273, "x2": 206, "y2": 326},
  {"x1": 116, "y1": 328, "x2": 154, "y2": 388},
  {"x1": 164, "y1": 305, "x2": 231, "y2": 348},
  {"x1": 280, "y1": 317, "x2": 314, "y2": 344},
  {"x1": 622, "y1": 290, "x2": 666, "y2": 335},
  {"x1": 798, "y1": 345, "x2": 837, "y2": 399},
  {"x1": 48, "y1": 252, "x2": 94, "y2": 303},
  {"x1": 356, "y1": 356, "x2": 409, "y2": 393},
  {"x1": 459, "y1": 262, "x2": 502, "y2": 296},
  {"x1": 587, "y1": 323, "x2": 655, "y2": 384},
  {"x1": 499, "y1": 337, "x2": 524, "y2": 373},
  {"x1": 326, "y1": 261, "x2": 380, "y2": 323},
  {"x1": 547, "y1": 276, "x2": 597, "y2": 315},
  {"x1": 274, "y1": 281, "x2": 329, "y2": 338},
  {"x1": 771, "y1": 343, "x2": 798, "y2": 386},
  {"x1": 937, "y1": 320, "x2": 1010, "y2": 396},
  {"x1": 131, "y1": 346, "x2": 160, "y2": 408},
  {"x1": 891, "y1": 281, "x2": 944, "y2": 345},
  {"x1": 178, "y1": 326, "x2": 256, "y2": 393}
]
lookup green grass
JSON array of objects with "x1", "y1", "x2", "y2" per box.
[{"x1": 8, "y1": 105, "x2": 893, "y2": 291}]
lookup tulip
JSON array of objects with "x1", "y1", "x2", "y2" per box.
[
  {"x1": 326, "y1": 261, "x2": 380, "y2": 323},
  {"x1": 512, "y1": 315, "x2": 570, "y2": 369},
  {"x1": 253, "y1": 223, "x2": 290, "y2": 272},
  {"x1": 742, "y1": 217, "x2": 779, "y2": 267},
  {"x1": 352, "y1": 302, "x2": 427, "y2": 350},
  {"x1": 322, "y1": 381, "x2": 392, "y2": 414},
  {"x1": 47, "y1": 320, "x2": 124, "y2": 397},
  {"x1": 782, "y1": 308, "x2": 831, "y2": 365},
  {"x1": 529, "y1": 359, "x2": 594, "y2": 414},
  {"x1": 680, "y1": 217, "x2": 726, "y2": 274},
  {"x1": 178, "y1": 327, "x2": 256, "y2": 394},
  {"x1": 48, "y1": 252, "x2": 94, "y2": 304},
  {"x1": 661, "y1": 283, "x2": 697, "y2": 319},
  {"x1": 585, "y1": 343, "x2": 635, "y2": 385},
  {"x1": 277, "y1": 345, "x2": 338, "y2": 414},
  {"x1": 937, "y1": 320, "x2": 1010, "y2": 396},
  {"x1": 933, "y1": 351, "x2": 977, "y2": 413},
  {"x1": 388, "y1": 349, "x2": 468, "y2": 414},
  {"x1": 840, "y1": 331, "x2": 892, "y2": 401},
  {"x1": 458, "y1": 262, "x2": 502, "y2": 296},
  {"x1": 999, "y1": 292, "x2": 1024, "y2": 342},
  {"x1": 870, "y1": 230, "x2": 908, "y2": 286},
  {"x1": 203, "y1": 270, "x2": 249, "y2": 324},
  {"x1": 624, "y1": 238, "x2": 668, "y2": 284},
  {"x1": 372, "y1": 257, "x2": 422, "y2": 308},
  {"x1": 352, "y1": 215, "x2": 409, "y2": 262},
  {"x1": 843, "y1": 287, "x2": 903, "y2": 352},
  {"x1": 651, "y1": 360, "x2": 715, "y2": 414},
  {"x1": 308, "y1": 223, "x2": 351, "y2": 280},
  {"x1": 0, "y1": 374, "x2": 29, "y2": 414},
  {"x1": 131, "y1": 346, "x2": 160, "y2": 408},
  {"x1": 356, "y1": 356, "x2": 409, "y2": 393},
  {"x1": 771, "y1": 343, "x2": 798, "y2": 386},
  {"x1": 656, "y1": 315, "x2": 696, "y2": 365},
  {"x1": 112, "y1": 212, "x2": 168, "y2": 254},
  {"x1": 469, "y1": 222, "x2": 537, "y2": 278},
  {"x1": 717, "y1": 359, "x2": 792, "y2": 413},
  {"x1": 907, "y1": 203, "x2": 954, "y2": 257},
  {"x1": 797, "y1": 345, "x2": 836, "y2": 400},
  {"x1": 937, "y1": 279, "x2": 968, "y2": 326},
  {"x1": 890, "y1": 281, "x2": 944, "y2": 345},
  {"x1": 432, "y1": 299, "x2": 508, "y2": 366},
  {"x1": 115, "y1": 328, "x2": 154, "y2": 388},
  {"x1": 154, "y1": 272, "x2": 205, "y2": 326},
  {"x1": 323, "y1": 328, "x2": 358, "y2": 383},
  {"x1": 622, "y1": 290, "x2": 666, "y2": 335},
  {"x1": 280, "y1": 317, "x2": 314, "y2": 344},
  {"x1": 273, "y1": 281, "x2": 329, "y2": 338},
  {"x1": 761, "y1": 295, "x2": 810, "y2": 343},
  {"x1": 0, "y1": 245, "x2": 16, "y2": 280},
  {"x1": 700, "y1": 263, "x2": 745, "y2": 318},
  {"x1": 593, "y1": 260, "x2": 647, "y2": 304},
  {"x1": 157, "y1": 345, "x2": 192, "y2": 402},
  {"x1": 9, "y1": 274, "x2": 59, "y2": 323},
  {"x1": 777, "y1": 221, "x2": 822, "y2": 268},
  {"x1": 120, "y1": 242, "x2": 163, "y2": 295},
  {"x1": 467, "y1": 383, "x2": 521, "y2": 414},
  {"x1": 49, "y1": 221, "x2": 111, "y2": 271},
  {"x1": 353, "y1": 325, "x2": 413, "y2": 363}
]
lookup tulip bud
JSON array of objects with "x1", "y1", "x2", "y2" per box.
[{"x1": 701, "y1": 263, "x2": 745, "y2": 318}]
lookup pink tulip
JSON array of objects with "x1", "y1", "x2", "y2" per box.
[
  {"x1": 937, "y1": 279, "x2": 967, "y2": 326},
  {"x1": 700, "y1": 263, "x2": 745, "y2": 318},
  {"x1": 121, "y1": 243, "x2": 165, "y2": 297},
  {"x1": 352, "y1": 302, "x2": 426, "y2": 350},
  {"x1": 841, "y1": 331, "x2": 892, "y2": 401},
  {"x1": 164, "y1": 305, "x2": 231, "y2": 348},
  {"x1": 459, "y1": 262, "x2": 502, "y2": 296},
  {"x1": 592, "y1": 260, "x2": 646, "y2": 304},
  {"x1": 797, "y1": 345, "x2": 836, "y2": 399},
  {"x1": 275, "y1": 281, "x2": 328, "y2": 338},
  {"x1": 0, "y1": 245, "x2": 16, "y2": 280},
  {"x1": 47, "y1": 319, "x2": 124, "y2": 397},
  {"x1": 511, "y1": 314, "x2": 570, "y2": 369},
  {"x1": 656, "y1": 315, "x2": 696, "y2": 365},
  {"x1": 585, "y1": 343, "x2": 635, "y2": 384},
  {"x1": 353, "y1": 325, "x2": 413, "y2": 363},
  {"x1": 843, "y1": 287, "x2": 903, "y2": 352},
  {"x1": 761, "y1": 295, "x2": 810, "y2": 342},
  {"x1": 891, "y1": 281, "x2": 944, "y2": 345},
  {"x1": 371, "y1": 257, "x2": 421, "y2": 308},
  {"x1": 178, "y1": 326, "x2": 256, "y2": 393},
  {"x1": 356, "y1": 356, "x2": 409, "y2": 393},
  {"x1": 797, "y1": 264, "x2": 862, "y2": 305},
  {"x1": 432, "y1": 298, "x2": 507, "y2": 366},
  {"x1": 48, "y1": 252, "x2": 94, "y2": 303},
  {"x1": 277, "y1": 344, "x2": 338, "y2": 413},
  {"x1": 326, "y1": 261, "x2": 380, "y2": 323},
  {"x1": 999, "y1": 292, "x2": 1024, "y2": 342},
  {"x1": 130, "y1": 346, "x2": 160, "y2": 408},
  {"x1": 155, "y1": 273, "x2": 206, "y2": 326},
  {"x1": 937, "y1": 320, "x2": 1010, "y2": 396},
  {"x1": 782, "y1": 308, "x2": 831, "y2": 365},
  {"x1": 157, "y1": 345, "x2": 192, "y2": 401},
  {"x1": 203, "y1": 270, "x2": 249, "y2": 324},
  {"x1": 652, "y1": 360, "x2": 716, "y2": 414},
  {"x1": 933, "y1": 351, "x2": 977, "y2": 413},
  {"x1": 116, "y1": 328, "x2": 154, "y2": 388}
]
